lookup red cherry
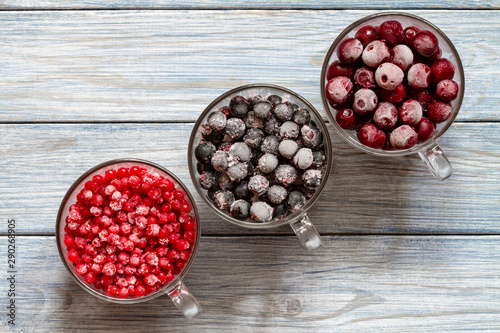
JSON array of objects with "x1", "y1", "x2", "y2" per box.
[
  {"x1": 326, "y1": 60, "x2": 355, "y2": 80},
  {"x1": 416, "y1": 117, "x2": 435, "y2": 142},
  {"x1": 357, "y1": 124, "x2": 386, "y2": 149},
  {"x1": 355, "y1": 25, "x2": 379, "y2": 47},
  {"x1": 379, "y1": 20, "x2": 404, "y2": 47}
]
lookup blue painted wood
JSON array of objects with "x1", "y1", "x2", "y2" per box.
[
  {"x1": 1, "y1": 122, "x2": 498, "y2": 235},
  {"x1": 0, "y1": 10, "x2": 498, "y2": 122},
  {"x1": 4, "y1": 236, "x2": 500, "y2": 331},
  {"x1": 1, "y1": 0, "x2": 498, "y2": 9}
]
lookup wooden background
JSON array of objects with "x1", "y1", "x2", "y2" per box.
[{"x1": 1, "y1": 1, "x2": 499, "y2": 332}]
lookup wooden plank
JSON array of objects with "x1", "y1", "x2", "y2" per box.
[
  {"x1": 2, "y1": 236, "x2": 499, "y2": 331},
  {"x1": 1, "y1": 1, "x2": 498, "y2": 10},
  {"x1": 0, "y1": 10, "x2": 498, "y2": 122},
  {"x1": 1, "y1": 123, "x2": 499, "y2": 235}
]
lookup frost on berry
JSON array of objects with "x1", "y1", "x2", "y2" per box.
[{"x1": 63, "y1": 165, "x2": 196, "y2": 298}]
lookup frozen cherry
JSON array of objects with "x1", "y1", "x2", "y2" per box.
[
  {"x1": 325, "y1": 76, "x2": 353, "y2": 106},
  {"x1": 407, "y1": 63, "x2": 431, "y2": 89},
  {"x1": 336, "y1": 108, "x2": 361, "y2": 130},
  {"x1": 357, "y1": 123, "x2": 386, "y2": 149},
  {"x1": 403, "y1": 26, "x2": 420, "y2": 46},
  {"x1": 390, "y1": 125, "x2": 418, "y2": 149},
  {"x1": 399, "y1": 99, "x2": 423, "y2": 126},
  {"x1": 355, "y1": 25, "x2": 379, "y2": 47},
  {"x1": 379, "y1": 83, "x2": 407, "y2": 104},
  {"x1": 353, "y1": 88, "x2": 378, "y2": 116},
  {"x1": 427, "y1": 99, "x2": 452, "y2": 123},
  {"x1": 229, "y1": 96, "x2": 250, "y2": 118},
  {"x1": 430, "y1": 58, "x2": 455, "y2": 85},
  {"x1": 413, "y1": 30, "x2": 439, "y2": 57},
  {"x1": 436, "y1": 79, "x2": 459, "y2": 102},
  {"x1": 354, "y1": 66, "x2": 375, "y2": 88},
  {"x1": 337, "y1": 38, "x2": 364, "y2": 64},
  {"x1": 373, "y1": 102, "x2": 398, "y2": 130},
  {"x1": 362, "y1": 40, "x2": 390, "y2": 68},
  {"x1": 391, "y1": 44, "x2": 414, "y2": 71},
  {"x1": 379, "y1": 20, "x2": 404, "y2": 47},
  {"x1": 416, "y1": 117, "x2": 435, "y2": 142},
  {"x1": 409, "y1": 89, "x2": 432, "y2": 109},
  {"x1": 424, "y1": 47, "x2": 442, "y2": 66},
  {"x1": 375, "y1": 63, "x2": 404, "y2": 91},
  {"x1": 327, "y1": 60, "x2": 355, "y2": 80}
]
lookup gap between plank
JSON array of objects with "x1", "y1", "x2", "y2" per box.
[
  {"x1": 1, "y1": 232, "x2": 499, "y2": 237},
  {"x1": 0, "y1": 120, "x2": 496, "y2": 125},
  {"x1": 0, "y1": 8, "x2": 498, "y2": 12}
]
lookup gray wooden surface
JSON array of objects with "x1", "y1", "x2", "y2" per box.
[{"x1": 1, "y1": 2, "x2": 499, "y2": 332}]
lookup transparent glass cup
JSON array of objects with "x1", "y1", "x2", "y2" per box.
[
  {"x1": 56, "y1": 159, "x2": 202, "y2": 319},
  {"x1": 188, "y1": 84, "x2": 332, "y2": 251},
  {"x1": 321, "y1": 12, "x2": 465, "y2": 180}
]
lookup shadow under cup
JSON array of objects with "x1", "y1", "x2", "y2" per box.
[
  {"x1": 188, "y1": 84, "x2": 333, "y2": 251},
  {"x1": 56, "y1": 159, "x2": 202, "y2": 319},
  {"x1": 321, "y1": 12, "x2": 465, "y2": 180}
]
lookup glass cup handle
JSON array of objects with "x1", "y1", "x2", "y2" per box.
[
  {"x1": 418, "y1": 142, "x2": 453, "y2": 181},
  {"x1": 290, "y1": 214, "x2": 322, "y2": 251},
  {"x1": 168, "y1": 281, "x2": 202, "y2": 319}
]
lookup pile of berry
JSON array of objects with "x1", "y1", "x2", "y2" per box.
[
  {"x1": 63, "y1": 166, "x2": 196, "y2": 298},
  {"x1": 325, "y1": 20, "x2": 459, "y2": 150},
  {"x1": 195, "y1": 93, "x2": 327, "y2": 222}
]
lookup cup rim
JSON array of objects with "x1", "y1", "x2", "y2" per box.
[
  {"x1": 188, "y1": 83, "x2": 333, "y2": 229},
  {"x1": 320, "y1": 11, "x2": 465, "y2": 157},
  {"x1": 56, "y1": 158, "x2": 201, "y2": 303}
]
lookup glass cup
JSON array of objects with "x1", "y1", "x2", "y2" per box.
[
  {"x1": 56, "y1": 159, "x2": 202, "y2": 319},
  {"x1": 188, "y1": 84, "x2": 332, "y2": 251},
  {"x1": 321, "y1": 12, "x2": 465, "y2": 180}
]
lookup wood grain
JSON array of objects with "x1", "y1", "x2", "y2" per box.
[
  {"x1": 0, "y1": 10, "x2": 498, "y2": 122},
  {"x1": 1, "y1": 123, "x2": 499, "y2": 235},
  {"x1": 1, "y1": 0, "x2": 499, "y2": 9},
  {"x1": 2, "y1": 236, "x2": 499, "y2": 332}
]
